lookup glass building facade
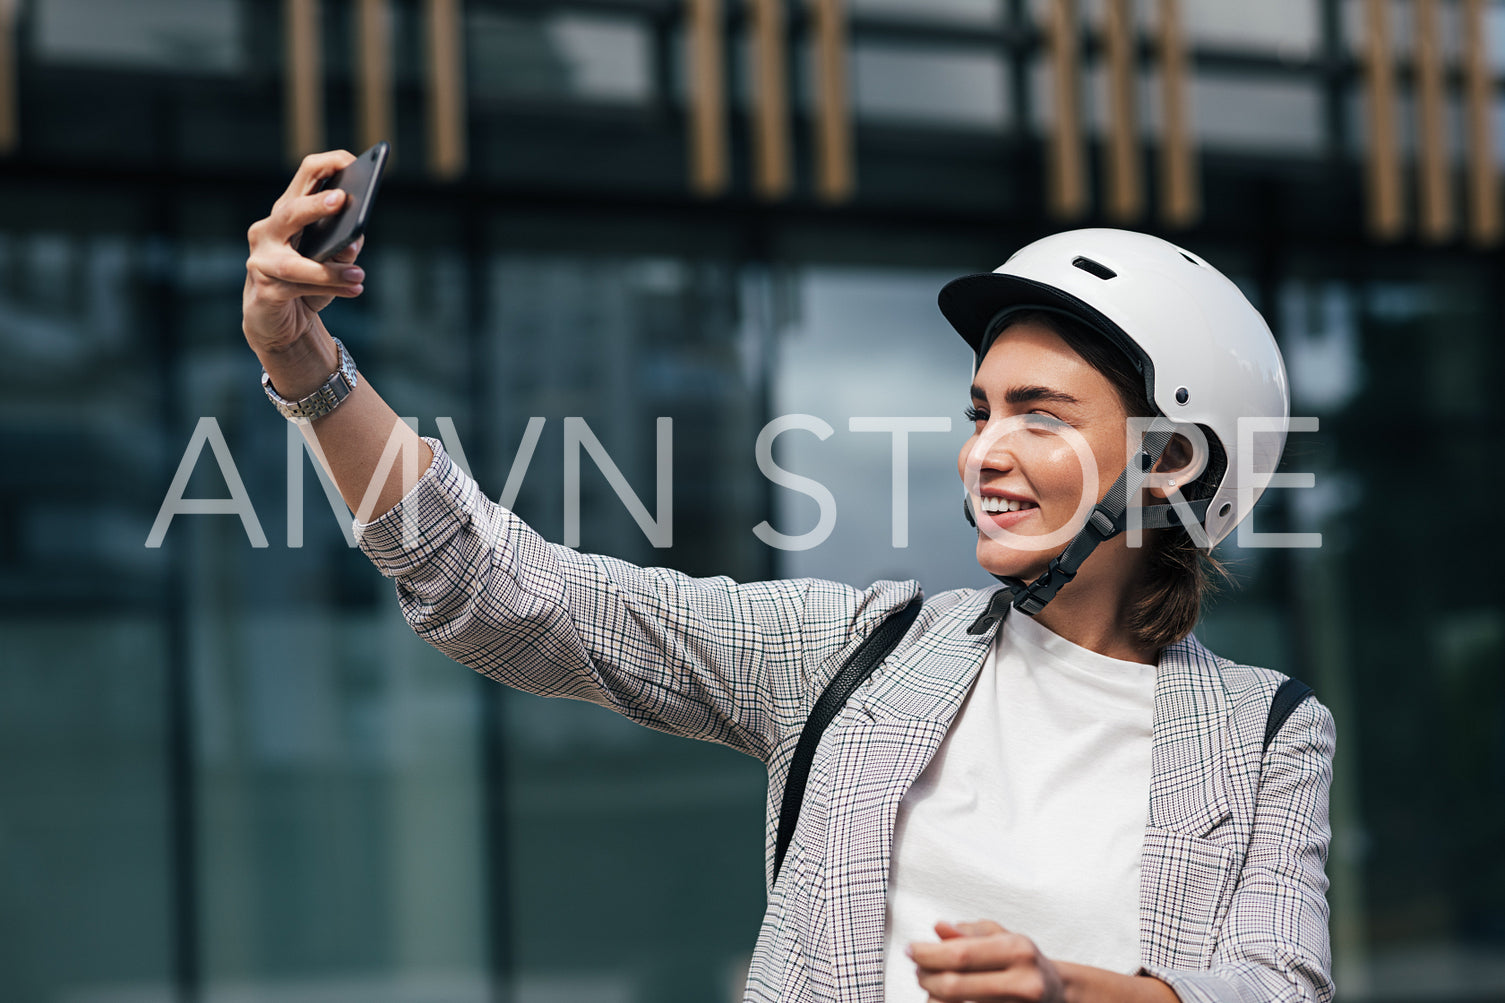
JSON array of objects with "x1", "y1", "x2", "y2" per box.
[{"x1": 1, "y1": 1, "x2": 1503, "y2": 1001}]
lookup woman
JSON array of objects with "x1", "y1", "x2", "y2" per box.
[{"x1": 244, "y1": 152, "x2": 1334, "y2": 1003}]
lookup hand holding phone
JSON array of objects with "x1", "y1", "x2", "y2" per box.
[{"x1": 298, "y1": 141, "x2": 389, "y2": 262}]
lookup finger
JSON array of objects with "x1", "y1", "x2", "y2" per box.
[
  {"x1": 910, "y1": 932, "x2": 1033, "y2": 972},
  {"x1": 246, "y1": 268, "x2": 363, "y2": 304},
  {"x1": 934, "y1": 921, "x2": 965, "y2": 940},
  {"x1": 331, "y1": 236, "x2": 365, "y2": 264},
  {"x1": 916, "y1": 966, "x2": 1046, "y2": 1003},
  {"x1": 250, "y1": 189, "x2": 349, "y2": 253},
  {"x1": 250, "y1": 242, "x2": 366, "y2": 289},
  {"x1": 281, "y1": 149, "x2": 357, "y2": 201},
  {"x1": 955, "y1": 920, "x2": 1009, "y2": 938},
  {"x1": 272, "y1": 188, "x2": 350, "y2": 243}
]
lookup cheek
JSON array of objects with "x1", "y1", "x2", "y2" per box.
[{"x1": 1032, "y1": 439, "x2": 1090, "y2": 498}]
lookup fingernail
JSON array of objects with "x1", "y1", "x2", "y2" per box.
[
  {"x1": 343, "y1": 267, "x2": 364, "y2": 283},
  {"x1": 324, "y1": 191, "x2": 340, "y2": 206},
  {"x1": 904, "y1": 946, "x2": 914, "y2": 959}
]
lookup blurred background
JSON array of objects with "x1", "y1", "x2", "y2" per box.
[{"x1": 1, "y1": 0, "x2": 1503, "y2": 1000}]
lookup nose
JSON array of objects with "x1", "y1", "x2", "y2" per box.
[
  {"x1": 960, "y1": 420, "x2": 1021, "y2": 490},
  {"x1": 967, "y1": 417, "x2": 1026, "y2": 472}
]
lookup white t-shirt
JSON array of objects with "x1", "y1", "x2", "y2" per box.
[{"x1": 882, "y1": 610, "x2": 1157, "y2": 1001}]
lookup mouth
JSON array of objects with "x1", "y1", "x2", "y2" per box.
[{"x1": 976, "y1": 495, "x2": 1039, "y2": 516}]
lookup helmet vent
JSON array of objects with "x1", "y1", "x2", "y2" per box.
[
  {"x1": 1179, "y1": 251, "x2": 1203, "y2": 267},
  {"x1": 1071, "y1": 256, "x2": 1117, "y2": 280}
]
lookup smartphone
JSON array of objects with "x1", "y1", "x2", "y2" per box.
[{"x1": 298, "y1": 141, "x2": 389, "y2": 262}]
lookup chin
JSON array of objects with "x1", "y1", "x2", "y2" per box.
[{"x1": 975, "y1": 540, "x2": 1052, "y2": 582}]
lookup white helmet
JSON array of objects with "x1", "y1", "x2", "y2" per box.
[{"x1": 939, "y1": 228, "x2": 1289, "y2": 551}]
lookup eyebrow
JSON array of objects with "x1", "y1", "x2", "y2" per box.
[{"x1": 969, "y1": 384, "x2": 1085, "y2": 408}]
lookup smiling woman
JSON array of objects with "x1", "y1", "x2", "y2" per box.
[
  {"x1": 961, "y1": 309, "x2": 1224, "y2": 656},
  {"x1": 241, "y1": 158, "x2": 1332, "y2": 1003}
]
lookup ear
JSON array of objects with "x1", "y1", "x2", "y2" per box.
[{"x1": 1148, "y1": 432, "x2": 1199, "y2": 500}]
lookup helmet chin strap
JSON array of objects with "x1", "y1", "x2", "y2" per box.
[{"x1": 963, "y1": 417, "x2": 1210, "y2": 627}]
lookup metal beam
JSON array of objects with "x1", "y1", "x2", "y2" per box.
[
  {"x1": 1413, "y1": 0, "x2": 1453, "y2": 243},
  {"x1": 426, "y1": 0, "x2": 467, "y2": 180},
  {"x1": 749, "y1": 0, "x2": 793, "y2": 200},
  {"x1": 1104, "y1": 0, "x2": 1141, "y2": 221},
  {"x1": 1361, "y1": 0, "x2": 1403, "y2": 240},
  {"x1": 356, "y1": 0, "x2": 394, "y2": 156},
  {"x1": 0, "y1": 0, "x2": 16, "y2": 155},
  {"x1": 284, "y1": 0, "x2": 325, "y2": 163},
  {"x1": 811, "y1": 0, "x2": 855, "y2": 204},
  {"x1": 1462, "y1": 0, "x2": 1501, "y2": 246},
  {"x1": 1046, "y1": 0, "x2": 1088, "y2": 219},
  {"x1": 687, "y1": 0, "x2": 730, "y2": 196},
  {"x1": 1157, "y1": 0, "x2": 1198, "y2": 227}
]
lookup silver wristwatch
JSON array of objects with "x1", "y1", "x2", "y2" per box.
[{"x1": 261, "y1": 337, "x2": 359, "y2": 423}]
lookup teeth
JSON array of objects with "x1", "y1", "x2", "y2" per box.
[{"x1": 979, "y1": 496, "x2": 1033, "y2": 514}]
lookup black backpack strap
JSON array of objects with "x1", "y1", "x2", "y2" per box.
[
  {"x1": 772, "y1": 597, "x2": 923, "y2": 884},
  {"x1": 1263, "y1": 677, "x2": 1314, "y2": 755}
]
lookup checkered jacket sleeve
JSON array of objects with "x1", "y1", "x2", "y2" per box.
[
  {"x1": 1142, "y1": 693, "x2": 1337, "y2": 1003},
  {"x1": 354, "y1": 440, "x2": 920, "y2": 761}
]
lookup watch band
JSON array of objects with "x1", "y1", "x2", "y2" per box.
[{"x1": 261, "y1": 337, "x2": 359, "y2": 423}]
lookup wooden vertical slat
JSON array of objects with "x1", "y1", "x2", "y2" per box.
[
  {"x1": 1047, "y1": 0, "x2": 1088, "y2": 218},
  {"x1": 284, "y1": 0, "x2": 325, "y2": 162},
  {"x1": 749, "y1": 0, "x2": 792, "y2": 200},
  {"x1": 356, "y1": 0, "x2": 393, "y2": 154},
  {"x1": 1362, "y1": 0, "x2": 1404, "y2": 240},
  {"x1": 1462, "y1": 0, "x2": 1501, "y2": 246},
  {"x1": 1157, "y1": 0, "x2": 1198, "y2": 227},
  {"x1": 810, "y1": 0, "x2": 855, "y2": 203},
  {"x1": 425, "y1": 0, "x2": 466, "y2": 180},
  {"x1": 0, "y1": 0, "x2": 17, "y2": 156},
  {"x1": 1104, "y1": 0, "x2": 1141, "y2": 221},
  {"x1": 1414, "y1": 0, "x2": 1453, "y2": 242},
  {"x1": 687, "y1": 0, "x2": 729, "y2": 196}
]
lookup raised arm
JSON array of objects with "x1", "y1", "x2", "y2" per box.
[
  {"x1": 242, "y1": 150, "x2": 432, "y2": 521},
  {"x1": 241, "y1": 152, "x2": 923, "y2": 761}
]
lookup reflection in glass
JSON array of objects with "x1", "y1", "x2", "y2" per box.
[
  {"x1": 853, "y1": 45, "x2": 1009, "y2": 130},
  {"x1": 468, "y1": 10, "x2": 651, "y2": 105},
  {"x1": 33, "y1": 0, "x2": 244, "y2": 74}
]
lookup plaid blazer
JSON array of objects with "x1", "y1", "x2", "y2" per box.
[{"x1": 357, "y1": 443, "x2": 1335, "y2": 1003}]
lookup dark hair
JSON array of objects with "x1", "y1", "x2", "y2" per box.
[{"x1": 992, "y1": 309, "x2": 1226, "y2": 651}]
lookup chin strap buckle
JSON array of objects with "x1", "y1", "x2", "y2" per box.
[
  {"x1": 1011, "y1": 558, "x2": 1076, "y2": 616},
  {"x1": 1011, "y1": 500, "x2": 1126, "y2": 616}
]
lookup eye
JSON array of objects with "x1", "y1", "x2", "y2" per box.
[
  {"x1": 963, "y1": 405, "x2": 987, "y2": 424},
  {"x1": 1024, "y1": 411, "x2": 1069, "y2": 431}
]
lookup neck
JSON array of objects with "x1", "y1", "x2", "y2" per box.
[{"x1": 1026, "y1": 542, "x2": 1157, "y2": 664}]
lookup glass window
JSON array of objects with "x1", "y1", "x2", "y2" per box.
[
  {"x1": 851, "y1": 43, "x2": 1010, "y2": 131},
  {"x1": 850, "y1": 0, "x2": 1004, "y2": 27},
  {"x1": 1343, "y1": 0, "x2": 1473, "y2": 63},
  {"x1": 1031, "y1": 0, "x2": 1317, "y2": 56},
  {"x1": 1497, "y1": 96, "x2": 1505, "y2": 161},
  {"x1": 1492, "y1": 0, "x2": 1505, "y2": 72},
  {"x1": 0, "y1": 618, "x2": 174, "y2": 1003},
  {"x1": 32, "y1": 0, "x2": 244, "y2": 74},
  {"x1": 1178, "y1": 0, "x2": 1319, "y2": 57},
  {"x1": 468, "y1": 9, "x2": 652, "y2": 106},
  {"x1": 771, "y1": 265, "x2": 989, "y2": 592},
  {"x1": 0, "y1": 219, "x2": 176, "y2": 1002},
  {"x1": 1193, "y1": 75, "x2": 1325, "y2": 153},
  {"x1": 474, "y1": 248, "x2": 770, "y2": 1003}
]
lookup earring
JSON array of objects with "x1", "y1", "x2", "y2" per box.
[{"x1": 1167, "y1": 479, "x2": 1177, "y2": 487}]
